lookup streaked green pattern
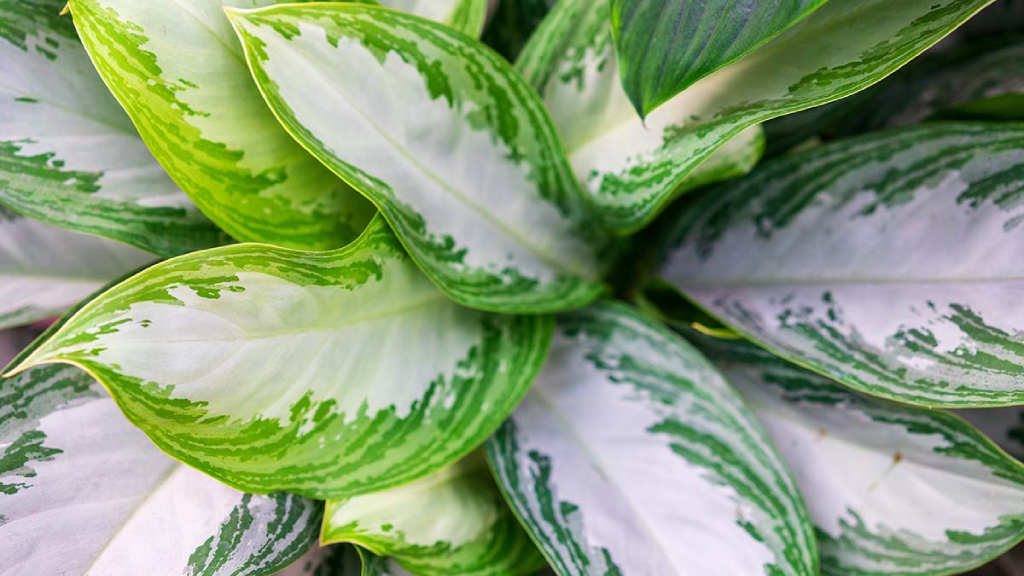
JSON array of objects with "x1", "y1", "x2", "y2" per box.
[
  {"x1": 0, "y1": 0, "x2": 226, "y2": 256},
  {"x1": 323, "y1": 452, "x2": 545, "y2": 576},
  {"x1": 9, "y1": 216, "x2": 551, "y2": 497},
  {"x1": 229, "y1": 4, "x2": 610, "y2": 314},
  {"x1": 695, "y1": 336, "x2": 1024, "y2": 576},
  {"x1": 660, "y1": 123, "x2": 1024, "y2": 407},
  {"x1": 610, "y1": 0, "x2": 827, "y2": 118},
  {"x1": 957, "y1": 406, "x2": 1024, "y2": 461},
  {"x1": 380, "y1": 0, "x2": 489, "y2": 36},
  {"x1": 518, "y1": 0, "x2": 995, "y2": 233},
  {"x1": 0, "y1": 363, "x2": 320, "y2": 576},
  {"x1": 67, "y1": 0, "x2": 376, "y2": 250},
  {"x1": 0, "y1": 207, "x2": 152, "y2": 329},
  {"x1": 486, "y1": 302, "x2": 816, "y2": 576}
]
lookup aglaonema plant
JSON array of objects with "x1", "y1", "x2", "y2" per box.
[{"x1": 2, "y1": 0, "x2": 1024, "y2": 575}]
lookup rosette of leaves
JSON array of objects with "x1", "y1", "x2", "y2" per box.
[{"x1": 2, "y1": 0, "x2": 1024, "y2": 575}]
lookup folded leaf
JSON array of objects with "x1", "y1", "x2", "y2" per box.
[
  {"x1": 697, "y1": 337, "x2": 1024, "y2": 576},
  {"x1": 323, "y1": 452, "x2": 545, "y2": 576},
  {"x1": 610, "y1": 0, "x2": 827, "y2": 118},
  {"x1": 0, "y1": 363, "x2": 320, "y2": 576},
  {"x1": 0, "y1": 208, "x2": 152, "y2": 329},
  {"x1": 8, "y1": 216, "x2": 551, "y2": 497},
  {"x1": 228, "y1": 3, "x2": 610, "y2": 313},
  {"x1": 486, "y1": 302, "x2": 816, "y2": 576},
  {"x1": 381, "y1": 0, "x2": 489, "y2": 36},
  {"x1": 518, "y1": 0, "x2": 995, "y2": 233},
  {"x1": 67, "y1": 0, "x2": 376, "y2": 250},
  {"x1": 0, "y1": 0, "x2": 227, "y2": 256},
  {"x1": 659, "y1": 123, "x2": 1024, "y2": 408}
]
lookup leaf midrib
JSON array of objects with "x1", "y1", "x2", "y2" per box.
[{"x1": 275, "y1": 29, "x2": 594, "y2": 281}]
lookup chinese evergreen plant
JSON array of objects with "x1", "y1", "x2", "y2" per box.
[{"x1": 2, "y1": 0, "x2": 1024, "y2": 575}]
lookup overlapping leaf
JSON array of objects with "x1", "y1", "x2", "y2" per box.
[
  {"x1": 659, "y1": 123, "x2": 1024, "y2": 407},
  {"x1": 518, "y1": 0, "x2": 996, "y2": 233},
  {"x1": 0, "y1": 207, "x2": 151, "y2": 329},
  {"x1": 0, "y1": 363, "x2": 320, "y2": 576},
  {"x1": 323, "y1": 452, "x2": 545, "y2": 576},
  {"x1": 486, "y1": 302, "x2": 816, "y2": 576},
  {"x1": 696, "y1": 336, "x2": 1024, "y2": 576},
  {"x1": 66, "y1": 0, "x2": 376, "y2": 250},
  {"x1": 0, "y1": 0, "x2": 227, "y2": 256},
  {"x1": 380, "y1": 0, "x2": 489, "y2": 37},
  {"x1": 610, "y1": 0, "x2": 827, "y2": 118},
  {"x1": 8, "y1": 216, "x2": 551, "y2": 497},
  {"x1": 482, "y1": 0, "x2": 557, "y2": 60},
  {"x1": 228, "y1": 3, "x2": 610, "y2": 313}
]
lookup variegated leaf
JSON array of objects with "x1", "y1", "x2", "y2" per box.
[
  {"x1": 228, "y1": 3, "x2": 610, "y2": 314},
  {"x1": 696, "y1": 336, "x2": 1024, "y2": 576},
  {"x1": 518, "y1": 0, "x2": 995, "y2": 233},
  {"x1": 322, "y1": 452, "x2": 545, "y2": 576},
  {"x1": 380, "y1": 0, "x2": 489, "y2": 36},
  {"x1": 0, "y1": 207, "x2": 152, "y2": 329},
  {"x1": 486, "y1": 302, "x2": 816, "y2": 576},
  {"x1": 610, "y1": 0, "x2": 827, "y2": 118},
  {"x1": 659, "y1": 123, "x2": 1024, "y2": 408},
  {"x1": 0, "y1": 0, "x2": 227, "y2": 256},
  {"x1": 7, "y1": 216, "x2": 551, "y2": 497},
  {"x1": 67, "y1": 0, "x2": 376, "y2": 250},
  {"x1": 0, "y1": 363, "x2": 320, "y2": 576}
]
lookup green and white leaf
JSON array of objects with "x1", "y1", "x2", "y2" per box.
[
  {"x1": 0, "y1": 364, "x2": 321, "y2": 576},
  {"x1": 696, "y1": 336, "x2": 1024, "y2": 576},
  {"x1": 518, "y1": 0, "x2": 995, "y2": 233},
  {"x1": 659, "y1": 123, "x2": 1024, "y2": 408},
  {"x1": 8, "y1": 216, "x2": 551, "y2": 497},
  {"x1": 0, "y1": 0, "x2": 227, "y2": 256},
  {"x1": 323, "y1": 452, "x2": 545, "y2": 576},
  {"x1": 486, "y1": 302, "x2": 816, "y2": 576},
  {"x1": 67, "y1": 0, "x2": 376, "y2": 250},
  {"x1": 380, "y1": 0, "x2": 489, "y2": 37},
  {"x1": 228, "y1": 3, "x2": 610, "y2": 314},
  {"x1": 610, "y1": 0, "x2": 827, "y2": 118},
  {"x1": 0, "y1": 208, "x2": 152, "y2": 329}
]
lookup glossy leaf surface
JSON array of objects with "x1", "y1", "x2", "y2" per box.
[
  {"x1": 610, "y1": 0, "x2": 826, "y2": 117},
  {"x1": 0, "y1": 364, "x2": 320, "y2": 576},
  {"x1": 0, "y1": 0, "x2": 226, "y2": 256},
  {"x1": 486, "y1": 302, "x2": 816, "y2": 576},
  {"x1": 67, "y1": 0, "x2": 376, "y2": 250},
  {"x1": 229, "y1": 3, "x2": 610, "y2": 313},
  {"x1": 698, "y1": 337, "x2": 1024, "y2": 576},
  {"x1": 323, "y1": 452, "x2": 545, "y2": 576},
  {"x1": 660, "y1": 123, "x2": 1024, "y2": 408},
  {"x1": 519, "y1": 0, "x2": 996, "y2": 232},
  {"x1": 9, "y1": 217, "x2": 551, "y2": 497},
  {"x1": 0, "y1": 208, "x2": 152, "y2": 329}
]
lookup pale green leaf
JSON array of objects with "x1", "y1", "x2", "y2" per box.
[
  {"x1": 227, "y1": 3, "x2": 610, "y2": 314},
  {"x1": 0, "y1": 363, "x2": 321, "y2": 576},
  {"x1": 8, "y1": 216, "x2": 551, "y2": 497},
  {"x1": 610, "y1": 0, "x2": 827, "y2": 118},
  {"x1": 659, "y1": 123, "x2": 1024, "y2": 408},
  {"x1": 486, "y1": 302, "x2": 816, "y2": 576},
  {"x1": 322, "y1": 452, "x2": 545, "y2": 576},
  {"x1": 67, "y1": 0, "x2": 376, "y2": 250},
  {"x1": 380, "y1": 0, "x2": 489, "y2": 37},
  {"x1": 518, "y1": 0, "x2": 995, "y2": 233},
  {"x1": 0, "y1": 207, "x2": 152, "y2": 329},
  {"x1": 0, "y1": 0, "x2": 228, "y2": 256},
  {"x1": 696, "y1": 336, "x2": 1024, "y2": 576}
]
